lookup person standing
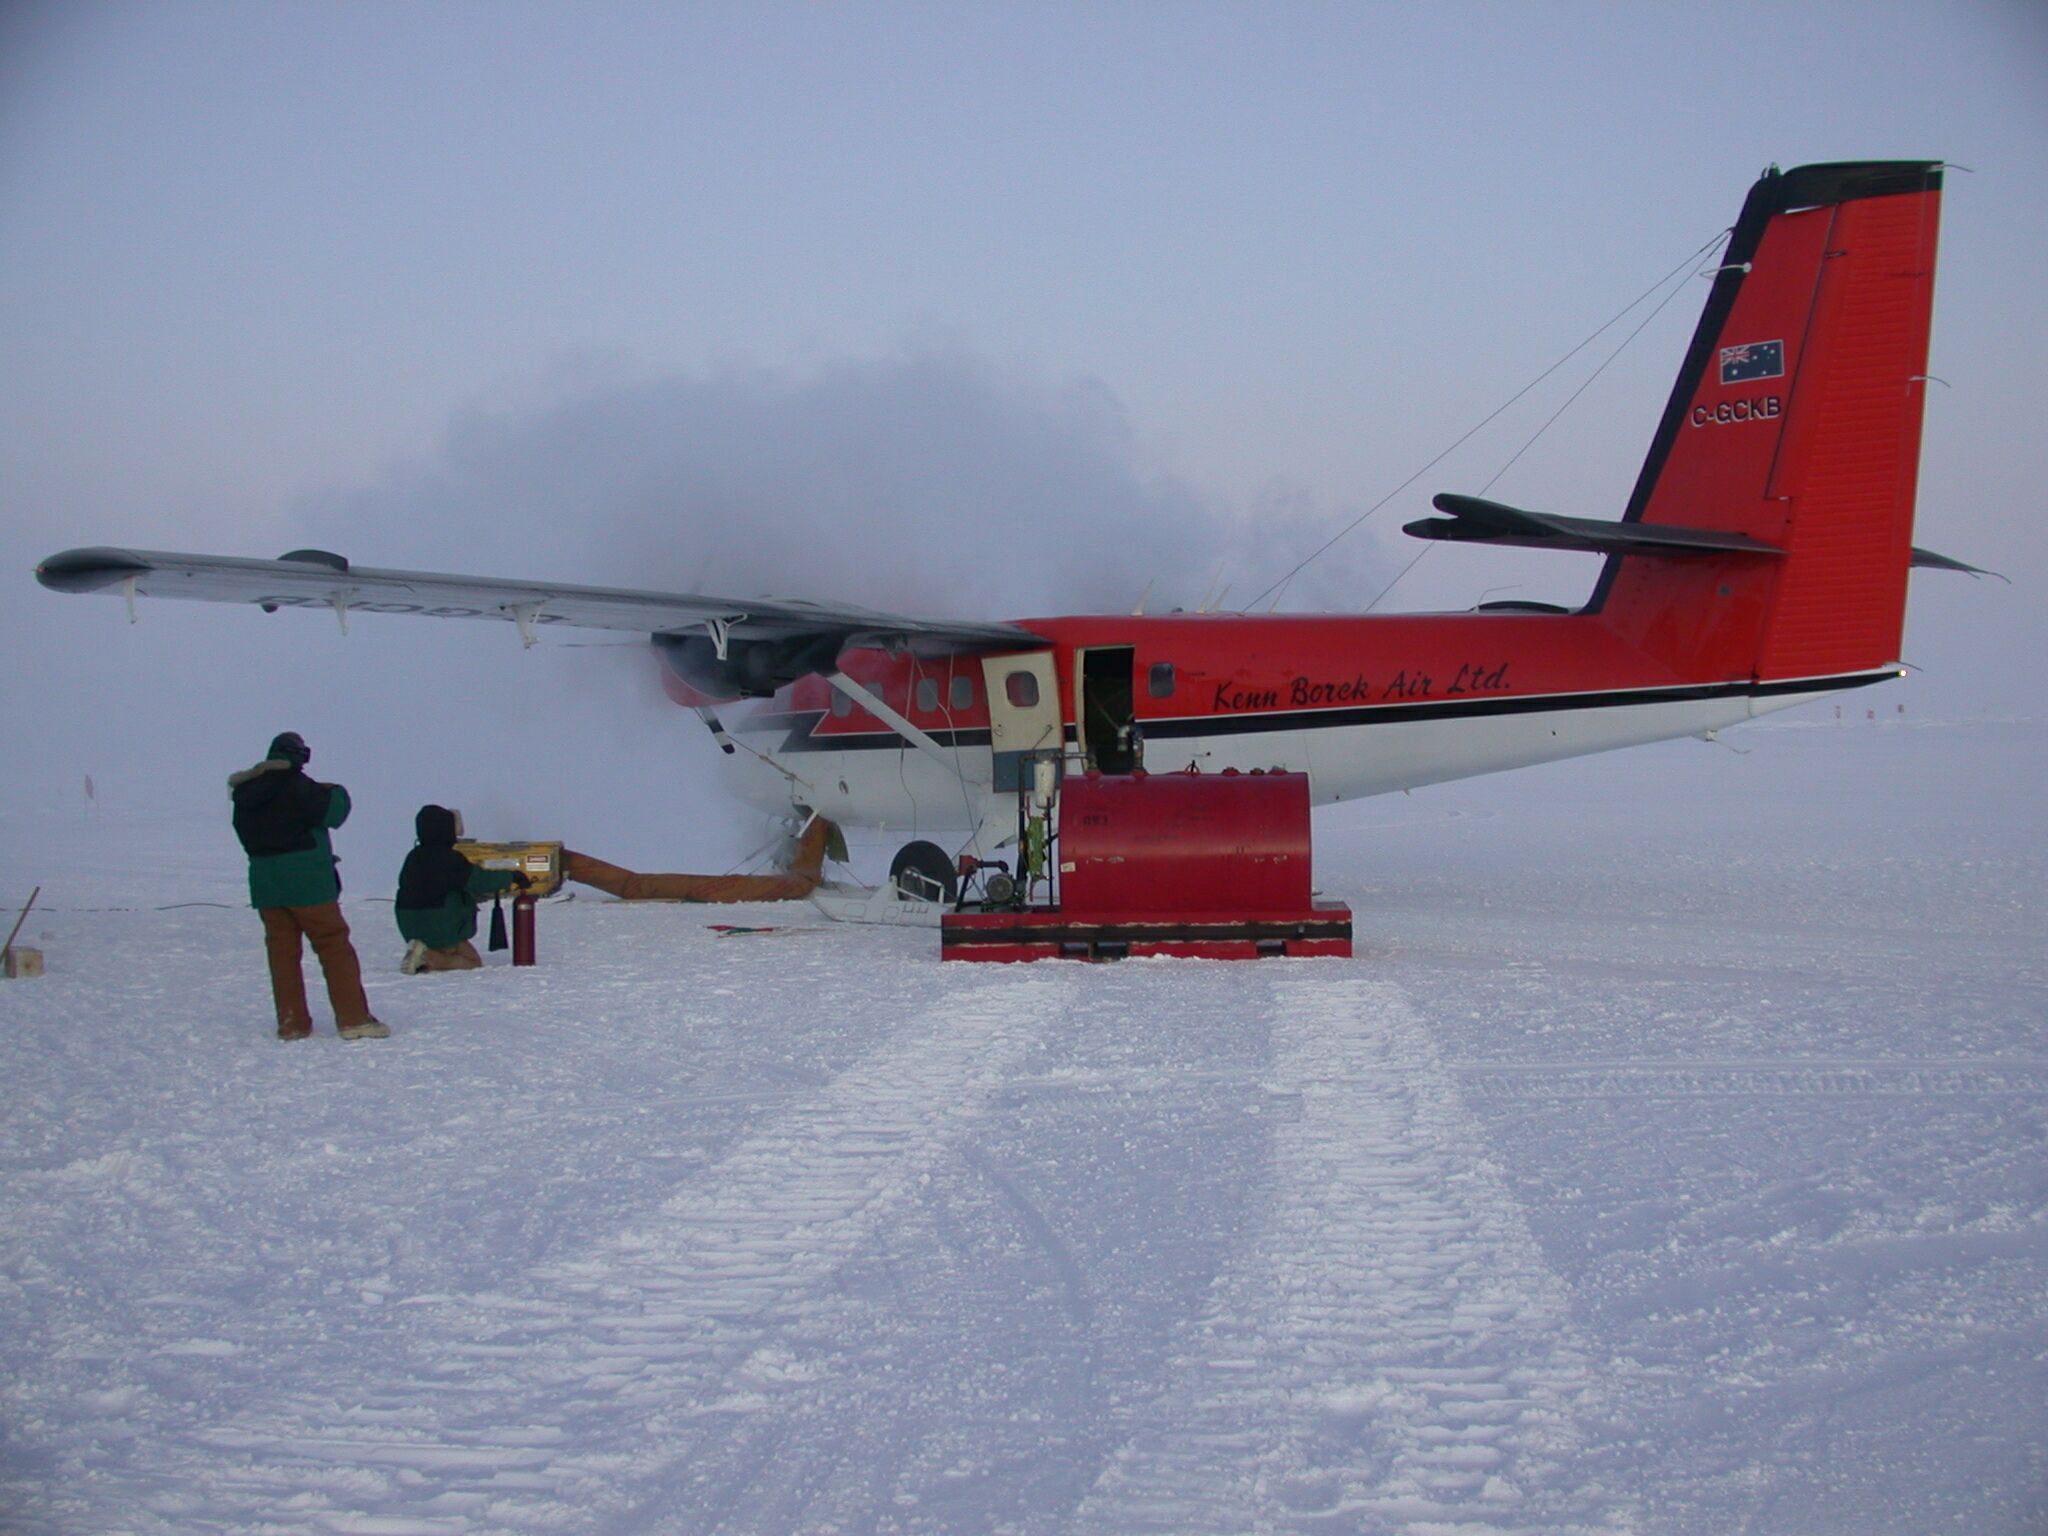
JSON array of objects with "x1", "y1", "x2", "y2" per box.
[
  {"x1": 228, "y1": 731, "x2": 388, "y2": 1041},
  {"x1": 394, "y1": 804, "x2": 525, "y2": 973}
]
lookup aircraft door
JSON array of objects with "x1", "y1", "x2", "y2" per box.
[
  {"x1": 981, "y1": 651, "x2": 1062, "y2": 793},
  {"x1": 1077, "y1": 646, "x2": 1140, "y2": 774}
]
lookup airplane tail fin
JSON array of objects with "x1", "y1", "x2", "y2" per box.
[{"x1": 1590, "y1": 161, "x2": 1943, "y2": 686}]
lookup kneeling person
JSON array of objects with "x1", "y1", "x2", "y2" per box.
[{"x1": 395, "y1": 805, "x2": 525, "y2": 973}]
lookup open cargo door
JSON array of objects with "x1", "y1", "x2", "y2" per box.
[{"x1": 981, "y1": 651, "x2": 1062, "y2": 793}]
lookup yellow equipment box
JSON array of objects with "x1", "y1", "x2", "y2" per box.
[{"x1": 454, "y1": 840, "x2": 565, "y2": 898}]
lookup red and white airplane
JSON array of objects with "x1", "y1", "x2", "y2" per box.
[{"x1": 38, "y1": 160, "x2": 1973, "y2": 895}]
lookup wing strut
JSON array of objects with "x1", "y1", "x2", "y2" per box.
[{"x1": 825, "y1": 672, "x2": 983, "y2": 785}]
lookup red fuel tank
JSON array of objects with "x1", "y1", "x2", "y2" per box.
[{"x1": 1057, "y1": 770, "x2": 1312, "y2": 915}]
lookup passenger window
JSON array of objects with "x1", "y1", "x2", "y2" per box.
[
  {"x1": 830, "y1": 688, "x2": 852, "y2": 718},
  {"x1": 950, "y1": 674, "x2": 973, "y2": 710},
  {"x1": 1005, "y1": 670, "x2": 1039, "y2": 708},
  {"x1": 1148, "y1": 662, "x2": 1176, "y2": 699},
  {"x1": 915, "y1": 677, "x2": 939, "y2": 712}
]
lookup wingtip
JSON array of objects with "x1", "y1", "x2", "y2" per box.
[{"x1": 34, "y1": 547, "x2": 150, "y2": 594}]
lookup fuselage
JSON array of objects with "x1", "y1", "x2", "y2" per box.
[{"x1": 679, "y1": 607, "x2": 1893, "y2": 847}]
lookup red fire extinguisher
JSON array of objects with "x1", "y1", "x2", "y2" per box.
[{"x1": 511, "y1": 893, "x2": 537, "y2": 967}]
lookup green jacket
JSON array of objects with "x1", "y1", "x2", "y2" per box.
[
  {"x1": 229, "y1": 759, "x2": 351, "y2": 910},
  {"x1": 395, "y1": 865, "x2": 520, "y2": 950}
]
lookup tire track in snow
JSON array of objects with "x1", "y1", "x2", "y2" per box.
[
  {"x1": 175, "y1": 969, "x2": 1075, "y2": 1534},
  {"x1": 1074, "y1": 975, "x2": 1635, "y2": 1535},
  {"x1": 1456, "y1": 1060, "x2": 2048, "y2": 1101}
]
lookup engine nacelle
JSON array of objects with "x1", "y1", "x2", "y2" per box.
[{"x1": 657, "y1": 632, "x2": 844, "y2": 701}]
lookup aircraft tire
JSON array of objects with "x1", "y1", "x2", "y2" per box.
[{"x1": 889, "y1": 840, "x2": 958, "y2": 905}]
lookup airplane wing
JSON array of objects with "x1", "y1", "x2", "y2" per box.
[
  {"x1": 35, "y1": 545, "x2": 1037, "y2": 650},
  {"x1": 35, "y1": 545, "x2": 1044, "y2": 697}
]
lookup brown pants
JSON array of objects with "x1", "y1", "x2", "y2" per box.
[
  {"x1": 419, "y1": 940, "x2": 483, "y2": 972},
  {"x1": 259, "y1": 903, "x2": 374, "y2": 1034}
]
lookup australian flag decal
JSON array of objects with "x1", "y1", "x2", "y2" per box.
[{"x1": 1719, "y1": 339, "x2": 1785, "y2": 384}]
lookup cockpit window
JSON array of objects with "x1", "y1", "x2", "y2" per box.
[
  {"x1": 915, "y1": 677, "x2": 939, "y2": 712},
  {"x1": 830, "y1": 688, "x2": 852, "y2": 718},
  {"x1": 1148, "y1": 662, "x2": 1176, "y2": 699},
  {"x1": 950, "y1": 674, "x2": 973, "y2": 710}
]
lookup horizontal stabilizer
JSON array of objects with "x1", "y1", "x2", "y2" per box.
[
  {"x1": 1910, "y1": 546, "x2": 2007, "y2": 581},
  {"x1": 1406, "y1": 494, "x2": 1785, "y2": 557}
]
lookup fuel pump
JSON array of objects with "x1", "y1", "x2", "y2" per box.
[{"x1": 1020, "y1": 752, "x2": 1059, "y2": 904}]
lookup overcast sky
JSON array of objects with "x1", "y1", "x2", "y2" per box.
[{"x1": 3, "y1": 1, "x2": 2043, "y2": 875}]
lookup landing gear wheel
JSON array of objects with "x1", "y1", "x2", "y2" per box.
[{"x1": 889, "y1": 840, "x2": 958, "y2": 904}]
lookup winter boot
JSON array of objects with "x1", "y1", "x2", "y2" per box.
[{"x1": 339, "y1": 1018, "x2": 391, "y2": 1040}]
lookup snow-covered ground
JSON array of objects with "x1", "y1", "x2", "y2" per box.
[{"x1": 2, "y1": 717, "x2": 2043, "y2": 1535}]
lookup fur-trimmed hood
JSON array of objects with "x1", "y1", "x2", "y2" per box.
[{"x1": 227, "y1": 758, "x2": 294, "y2": 794}]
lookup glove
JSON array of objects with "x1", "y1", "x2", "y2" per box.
[{"x1": 511, "y1": 870, "x2": 532, "y2": 890}]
